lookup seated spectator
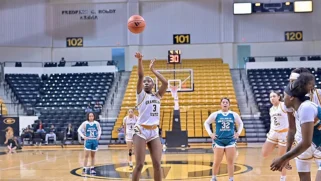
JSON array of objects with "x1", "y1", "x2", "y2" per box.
[
  {"x1": 6, "y1": 138, "x2": 17, "y2": 154},
  {"x1": 21, "y1": 125, "x2": 33, "y2": 145},
  {"x1": 35, "y1": 120, "x2": 46, "y2": 133},
  {"x1": 94, "y1": 102, "x2": 102, "y2": 113},
  {"x1": 117, "y1": 125, "x2": 125, "y2": 143},
  {"x1": 45, "y1": 125, "x2": 56, "y2": 145},
  {"x1": 85, "y1": 104, "x2": 93, "y2": 113},
  {"x1": 62, "y1": 123, "x2": 74, "y2": 146}
]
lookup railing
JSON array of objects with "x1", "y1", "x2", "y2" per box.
[
  {"x1": 245, "y1": 55, "x2": 321, "y2": 63},
  {"x1": 3, "y1": 60, "x2": 116, "y2": 68}
]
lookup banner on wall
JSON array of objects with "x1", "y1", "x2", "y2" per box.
[
  {"x1": 61, "y1": 9, "x2": 116, "y2": 20},
  {"x1": 0, "y1": 117, "x2": 20, "y2": 145}
]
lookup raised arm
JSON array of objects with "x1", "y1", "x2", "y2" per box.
[
  {"x1": 136, "y1": 52, "x2": 144, "y2": 94},
  {"x1": 150, "y1": 59, "x2": 168, "y2": 98}
]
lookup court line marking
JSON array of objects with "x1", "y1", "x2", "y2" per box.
[{"x1": 0, "y1": 153, "x2": 72, "y2": 171}]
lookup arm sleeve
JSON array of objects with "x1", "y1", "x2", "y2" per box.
[
  {"x1": 97, "y1": 122, "x2": 102, "y2": 138},
  {"x1": 123, "y1": 117, "x2": 126, "y2": 125},
  {"x1": 204, "y1": 112, "x2": 217, "y2": 136},
  {"x1": 77, "y1": 122, "x2": 86, "y2": 138},
  {"x1": 299, "y1": 104, "x2": 318, "y2": 124},
  {"x1": 233, "y1": 112, "x2": 244, "y2": 135}
]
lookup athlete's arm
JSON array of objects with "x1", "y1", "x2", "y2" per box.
[
  {"x1": 280, "y1": 105, "x2": 316, "y2": 162},
  {"x1": 233, "y1": 112, "x2": 244, "y2": 135},
  {"x1": 136, "y1": 52, "x2": 144, "y2": 94},
  {"x1": 97, "y1": 122, "x2": 102, "y2": 140},
  {"x1": 286, "y1": 112, "x2": 296, "y2": 152},
  {"x1": 150, "y1": 59, "x2": 168, "y2": 98},
  {"x1": 204, "y1": 112, "x2": 217, "y2": 136},
  {"x1": 77, "y1": 122, "x2": 86, "y2": 139},
  {"x1": 123, "y1": 117, "x2": 127, "y2": 135}
]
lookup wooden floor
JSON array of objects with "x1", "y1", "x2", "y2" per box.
[{"x1": 0, "y1": 145, "x2": 319, "y2": 181}]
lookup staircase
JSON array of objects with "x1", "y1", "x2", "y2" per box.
[
  {"x1": 231, "y1": 69, "x2": 266, "y2": 143},
  {"x1": 99, "y1": 71, "x2": 131, "y2": 144},
  {"x1": 0, "y1": 83, "x2": 25, "y2": 116}
]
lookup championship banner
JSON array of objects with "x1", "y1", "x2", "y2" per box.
[{"x1": 0, "y1": 117, "x2": 20, "y2": 145}]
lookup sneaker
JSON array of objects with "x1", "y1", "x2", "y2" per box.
[
  {"x1": 210, "y1": 178, "x2": 217, "y2": 181},
  {"x1": 90, "y1": 168, "x2": 96, "y2": 175},
  {"x1": 82, "y1": 168, "x2": 87, "y2": 175},
  {"x1": 129, "y1": 162, "x2": 133, "y2": 169}
]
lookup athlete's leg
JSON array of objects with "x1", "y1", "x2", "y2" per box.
[
  {"x1": 262, "y1": 141, "x2": 276, "y2": 158},
  {"x1": 147, "y1": 137, "x2": 162, "y2": 181},
  {"x1": 90, "y1": 151, "x2": 96, "y2": 167},
  {"x1": 296, "y1": 159, "x2": 312, "y2": 181},
  {"x1": 127, "y1": 141, "x2": 133, "y2": 163},
  {"x1": 132, "y1": 135, "x2": 147, "y2": 181},
  {"x1": 225, "y1": 146, "x2": 236, "y2": 180},
  {"x1": 212, "y1": 147, "x2": 224, "y2": 177},
  {"x1": 278, "y1": 145, "x2": 287, "y2": 177},
  {"x1": 83, "y1": 150, "x2": 90, "y2": 174}
]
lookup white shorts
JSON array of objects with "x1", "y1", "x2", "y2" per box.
[
  {"x1": 294, "y1": 142, "x2": 321, "y2": 172},
  {"x1": 133, "y1": 124, "x2": 159, "y2": 143},
  {"x1": 266, "y1": 129, "x2": 287, "y2": 147},
  {"x1": 126, "y1": 132, "x2": 134, "y2": 142}
]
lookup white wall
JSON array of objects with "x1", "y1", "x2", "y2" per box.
[
  {"x1": 19, "y1": 116, "x2": 38, "y2": 134},
  {"x1": 0, "y1": 0, "x2": 52, "y2": 47},
  {"x1": 0, "y1": 47, "x2": 51, "y2": 63}
]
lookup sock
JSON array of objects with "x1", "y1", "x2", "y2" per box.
[
  {"x1": 90, "y1": 166, "x2": 94, "y2": 169},
  {"x1": 212, "y1": 175, "x2": 216, "y2": 179},
  {"x1": 280, "y1": 176, "x2": 286, "y2": 180},
  {"x1": 229, "y1": 177, "x2": 234, "y2": 181}
]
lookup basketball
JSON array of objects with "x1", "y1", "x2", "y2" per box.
[{"x1": 127, "y1": 15, "x2": 146, "y2": 34}]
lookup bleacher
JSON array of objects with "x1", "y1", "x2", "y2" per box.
[
  {"x1": 5, "y1": 72, "x2": 114, "y2": 142},
  {"x1": 113, "y1": 59, "x2": 243, "y2": 140},
  {"x1": 247, "y1": 67, "x2": 321, "y2": 132}
]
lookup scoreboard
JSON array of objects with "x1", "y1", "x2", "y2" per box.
[{"x1": 168, "y1": 50, "x2": 181, "y2": 64}]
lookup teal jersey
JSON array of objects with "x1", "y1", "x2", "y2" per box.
[
  {"x1": 85, "y1": 121, "x2": 99, "y2": 139},
  {"x1": 215, "y1": 112, "x2": 235, "y2": 140}
]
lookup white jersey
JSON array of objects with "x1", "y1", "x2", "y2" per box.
[
  {"x1": 269, "y1": 102, "x2": 289, "y2": 131},
  {"x1": 123, "y1": 116, "x2": 138, "y2": 133},
  {"x1": 136, "y1": 90, "x2": 161, "y2": 125},
  {"x1": 294, "y1": 100, "x2": 319, "y2": 142}
]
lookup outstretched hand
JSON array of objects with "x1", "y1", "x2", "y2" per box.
[
  {"x1": 135, "y1": 52, "x2": 143, "y2": 60},
  {"x1": 149, "y1": 58, "x2": 156, "y2": 71}
]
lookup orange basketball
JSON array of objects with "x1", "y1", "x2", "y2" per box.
[{"x1": 128, "y1": 15, "x2": 146, "y2": 34}]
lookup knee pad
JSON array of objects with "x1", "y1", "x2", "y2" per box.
[
  {"x1": 295, "y1": 159, "x2": 311, "y2": 172},
  {"x1": 129, "y1": 149, "x2": 132, "y2": 156}
]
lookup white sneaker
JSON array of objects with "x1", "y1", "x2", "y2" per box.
[{"x1": 210, "y1": 178, "x2": 217, "y2": 181}]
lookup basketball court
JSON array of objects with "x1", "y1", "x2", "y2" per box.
[{"x1": 0, "y1": 145, "x2": 319, "y2": 181}]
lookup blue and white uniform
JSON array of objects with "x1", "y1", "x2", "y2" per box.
[
  {"x1": 204, "y1": 110, "x2": 243, "y2": 148},
  {"x1": 78, "y1": 120, "x2": 102, "y2": 151}
]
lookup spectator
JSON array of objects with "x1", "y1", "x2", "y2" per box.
[
  {"x1": 85, "y1": 104, "x2": 93, "y2": 113},
  {"x1": 117, "y1": 125, "x2": 125, "y2": 143},
  {"x1": 62, "y1": 123, "x2": 74, "y2": 146},
  {"x1": 35, "y1": 120, "x2": 46, "y2": 133},
  {"x1": 45, "y1": 125, "x2": 56, "y2": 145},
  {"x1": 7, "y1": 138, "x2": 17, "y2": 154},
  {"x1": 21, "y1": 125, "x2": 33, "y2": 145},
  {"x1": 94, "y1": 102, "x2": 102, "y2": 113}
]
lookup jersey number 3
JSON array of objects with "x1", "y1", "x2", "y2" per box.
[
  {"x1": 273, "y1": 117, "x2": 280, "y2": 126},
  {"x1": 152, "y1": 104, "x2": 157, "y2": 112}
]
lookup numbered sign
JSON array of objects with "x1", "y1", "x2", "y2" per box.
[
  {"x1": 168, "y1": 50, "x2": 181, "y2": 64},
  {"x1": 284, "y1": 31, "x2": 303, "y2": 41},
  {"x1": 66, "y1": 37, "x2": 83, "y2": 47},
  {"x1": 173, "y1": 34, "x2": 190, "y2": 44}
]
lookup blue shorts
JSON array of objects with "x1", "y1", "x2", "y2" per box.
[
  {"x1": 212, "y1": 138, "x2": 236, "y2": 148},
  {"x1": 84, "y1": 140, "x2": 98, "y2": 151}
]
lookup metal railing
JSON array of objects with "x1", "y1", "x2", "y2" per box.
[
  {"x1": 0, "y1": 103, "x2": 27, "y2": 116},
  {"x1": 3, "y1": 60, "x2": 116, "y2": 68}
]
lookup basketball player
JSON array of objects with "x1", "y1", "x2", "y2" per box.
[
  {"x1": 271, "y1": 73, "x2": 321, "y2": 181},
  {"x1": 132, "y1": 52, "x2": 168, "y2": 181},
  {"x1": 261, "y1": 91, "x2": 289, "y2": 181},
  {"x1": 284, "y1": 68, "x2": 321, "y2": 181},
  {"x1": 123, "y1": 108, "x2": 138, "y2": 169},
  {"x1": 77, "y1": 112, "x2": 102, "y2": 175},
  {"x1": 204, "y1": 97, "x2": 244, "y2": 181}
]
